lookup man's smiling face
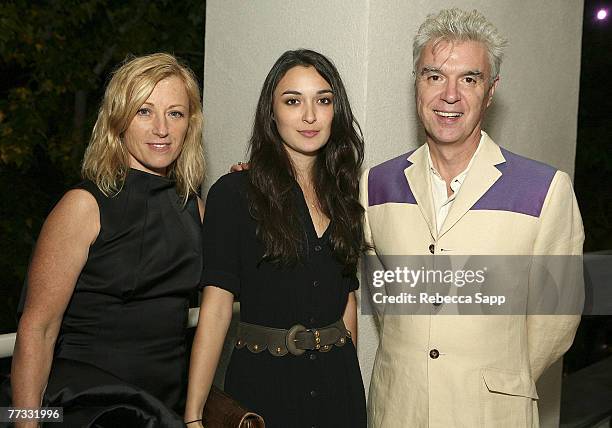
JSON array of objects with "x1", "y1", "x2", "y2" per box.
[{"x1": 416, "y1": 39, "x2": 498, "y2": 148}]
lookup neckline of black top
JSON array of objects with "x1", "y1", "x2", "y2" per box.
[
  {"x1": 292, "y1": 181, "x2": 331, "y2": 241},
  {"x1": 126, "y1": 168, "x2": 175, "y2": 191}
]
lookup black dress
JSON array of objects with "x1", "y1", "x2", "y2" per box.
[
  {"x1": 202, "y1": 171, "x2": 367, "y2": 428},
  {"x1": 42, "y1": 169, "x2": 202, "y2": 427}
]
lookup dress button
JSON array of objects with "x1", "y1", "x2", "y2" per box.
[
  {"x1": 314, "y1": 245, "x2": 322, "y2": 252},
  {"x1": 429, "y1": 244, "x2": 435, "y2": 254},
  {"x1": 429, "y1": 349, "x2": 440, "y2": 359},
  {"x1": 309, "y1": 353, "x2": 317, "y2": 360},
  {"x1": 310, "y1": 390, "x2": 317, "y2": 397}
]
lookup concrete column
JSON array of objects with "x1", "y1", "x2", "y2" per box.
[{"x1": 203, "y1": 2, "x2": 584, "y2": 426}]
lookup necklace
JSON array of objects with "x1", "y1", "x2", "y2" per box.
[{"x1": 297, "y1": 178, "x2": 320, "y2": 211}]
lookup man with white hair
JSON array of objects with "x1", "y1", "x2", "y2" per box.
[{"x1": 360, "y1": 8, "x2": 584, "y2": 427}]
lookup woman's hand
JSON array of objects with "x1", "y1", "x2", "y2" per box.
[
  {"x1": 185, "y1": 419, "x2": 205, "y2": 427},
  {"x1": 228, "y1": 162, "x2": 250, "y2": 173},
  {"x1": 343, "y1": 291, "x2": 358, "y2": 348}
]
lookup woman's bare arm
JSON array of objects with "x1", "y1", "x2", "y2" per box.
[
  {"x1": 184, "y1": 286, "x2": 234, "y2": 426},
  {"x1": 11, "y1": 189, "x2": 99, "y2": 427}
]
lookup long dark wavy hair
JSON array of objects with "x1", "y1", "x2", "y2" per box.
[{"x1": 247, "y1": 49, "x2": 365, "y2": 272}]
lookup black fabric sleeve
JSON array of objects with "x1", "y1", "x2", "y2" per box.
[
  {"x1": 348, "y1": 273, "x2": 360, "y2": 292},
  {"x1": 200, "y1": 175, "x2": 242, "y2": 297}
]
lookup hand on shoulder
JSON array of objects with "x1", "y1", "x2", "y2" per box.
[{"x1": 229, "y1": 161, "x2": 250, "y2": 173}]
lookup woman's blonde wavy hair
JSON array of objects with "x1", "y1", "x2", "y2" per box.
[{"x1": 82, "y1": 53, "x2": 205, "y2": 202}]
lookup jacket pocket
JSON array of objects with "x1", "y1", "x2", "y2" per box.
[{"x1": 479, "y1": 368, "x2": 538, "y2": 428}]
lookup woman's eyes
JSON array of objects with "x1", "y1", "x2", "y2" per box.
[
  {"x1": 136, "y1": 108, "x2": 185, "y2": 118},
  {"x1": 284, "y1": 97, "x2": 333, "y2": 105}
]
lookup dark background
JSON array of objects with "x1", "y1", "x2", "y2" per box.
[
  {"x1": 0, "y1": 0, "x2": 610, "y2": 411},
  {"x1": 565, "y1": 1, "x2": 612, "y2": 375},
  {"x1": 0, "y1": 0, "x2": 205, "y2": 333}
]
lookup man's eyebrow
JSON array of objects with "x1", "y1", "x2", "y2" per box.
[
  {"x1": 462, "y1": 70, "x2": 484, "y2": 78},
  {"x1": 420, "y1": 66, "x2": 441, "y2": 75}
]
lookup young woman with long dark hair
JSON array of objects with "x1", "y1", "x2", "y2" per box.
[{"x1": 185, "y1": 49, "x2": 367, "y2": 428}]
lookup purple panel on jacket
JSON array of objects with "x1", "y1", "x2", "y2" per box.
[
  {"x1": 471, "y1": 148, "x2": 557, "y2": 218},
  {"x1": 368, "y1": 151, "x2": 417, "y2": 206}
]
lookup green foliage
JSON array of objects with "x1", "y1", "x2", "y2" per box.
[{"x1": 0, "y1": 1, "x2": 204, "y2": 333}]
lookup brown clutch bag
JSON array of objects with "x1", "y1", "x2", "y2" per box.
[{"x1": 202, "y1": 385, "x2": 265, "y2": 428}]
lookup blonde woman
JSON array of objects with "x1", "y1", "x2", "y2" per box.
[{"x1": 11, "y1": 53, "x2": 204, "y2": 427}]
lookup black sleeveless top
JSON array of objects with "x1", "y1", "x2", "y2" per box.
[{"x1": 50, "y1": 168, "x2": 202, "y2": 416}]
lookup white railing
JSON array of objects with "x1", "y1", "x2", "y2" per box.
[
  {"x1": 0, "y1": 307, "x2": 202, "y2": 359},
  {"x1": 0, "y1": 333, "x2": 17, "y2": 359}
]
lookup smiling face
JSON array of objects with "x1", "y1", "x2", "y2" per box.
[
  {"x1": 123, "y1": 75, "x2": 190, "y2": 176},
  {"x1": 272, "y1": 65, "x2": 334, "y2": 166},
  {"x1": 416, "y1": 40, "x2": 498, "y2": 148}
]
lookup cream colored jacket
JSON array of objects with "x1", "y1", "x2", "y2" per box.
[{"x1": 361, "y1": 133, "x2": 584, "y2": 428}]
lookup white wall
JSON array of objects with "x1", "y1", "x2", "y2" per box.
[
  {"x1": 361, "y1": 0, "x2": 583, "y2": 177},
  {"x1": 203, "y1": 1, "x2": 369, "y2": 181},
  {"x1": 203, "y1": 1, "x2": 584, "y2": 426}
]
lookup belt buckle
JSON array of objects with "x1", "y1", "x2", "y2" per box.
[{"x1": 286, "y1": 324, "x2": 307, "y2": 356}]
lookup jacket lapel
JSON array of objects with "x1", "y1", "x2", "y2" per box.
[
  {"x1": 404, "y1": 145, "x2": 437, "y2": 240},
  {"x1": 438, "y1": 133, "x2": 506, "y2": 238}
]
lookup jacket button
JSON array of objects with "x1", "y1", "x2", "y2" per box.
[
  {"x1": 309, "y1": 353, "x2": 317, "y2": 360},
  {"x1": 429, "y1": 349, "x2": 440, "y2": 359},
  {"x1": 429, "y1": 244, "x2": 435, "y2": 254},
  {"x1": 314, "y1": 245, "x2": 322, "y2": 252},
  {"x1": 310, "y1": 390, "x2": 317, "y2": 397},
  {"x1": 313, "y1": 280, "x2": 319, "y2": 288}
]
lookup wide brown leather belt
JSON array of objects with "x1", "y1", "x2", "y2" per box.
[{"x1": 235, "y1": 319, "x2": 351, "y2": 356}]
